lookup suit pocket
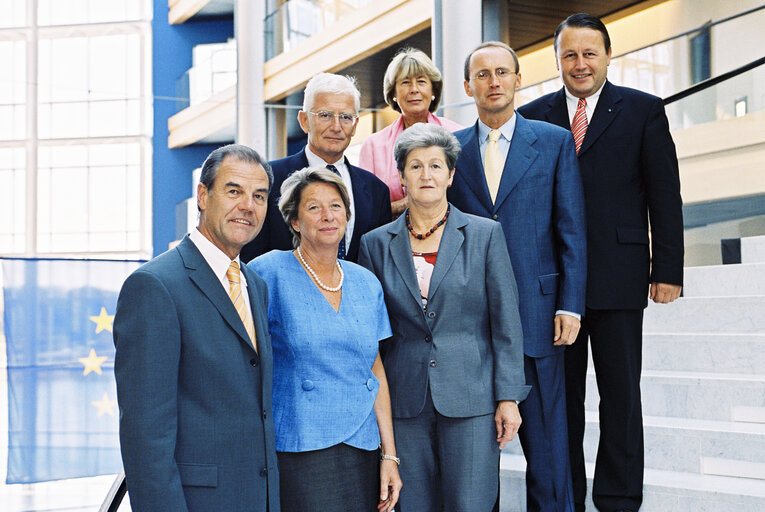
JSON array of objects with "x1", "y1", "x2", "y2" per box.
[
  {"x1": 617, "y1": 226, "x2": 649, "y2": 245},
  {"x1": 538, "y1": 273, "x2": 559, "y2": 295},
  {"x1": 178, "y1": 462, "x2": 218, "y2": 488}
]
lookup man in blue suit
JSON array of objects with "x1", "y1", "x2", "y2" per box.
[
  {"x1": 241, "y1": 73, "x2": 391, "y2": 263},
  {"x1": 519, "y1": 14, "x2": 683, "y2": 512},
  {"x1": 114, "y1": 144, "x2": 280, "y2": 512},
  {"x1": 448, "y1": 41, "x2": 587, "y2": 512}
]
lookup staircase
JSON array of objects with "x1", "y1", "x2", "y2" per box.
[{"x1": 499, "y1": 243, "x2": 765, "y2": 510}]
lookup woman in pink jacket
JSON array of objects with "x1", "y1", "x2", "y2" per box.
[{"x1": 359, "y1": 48, "x2": 462, "y2": 217}]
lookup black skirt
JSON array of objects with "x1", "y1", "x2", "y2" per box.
[{"x1": 277, "y1": 443, "x2": 380, "y2": 512}]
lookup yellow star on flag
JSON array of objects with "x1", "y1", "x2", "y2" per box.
[
  {"x1": 89, "y1": 307, "x2": 114, "y2": 334},
  {"x1": 78, "y1": 348, "x2": 108, "y2": 376},
  {"x1": 91, "y1": 392, "x2": 117, "y2": 417}
]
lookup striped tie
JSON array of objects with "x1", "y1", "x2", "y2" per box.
[
  {"x1": 226, "y1": 261, "x2": 257, "y2": 351},
  {"x1": 326, "y1": 164, "x2": 347, "y2": 259},
  {"x1": 571, "y1": 97, "x2": 588, "y2": 155}
]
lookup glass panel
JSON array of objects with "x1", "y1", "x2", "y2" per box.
[
  {"x1": 38, "y1": 0, "x2": 148, "y2": 25},
  {"x1": 37, "y1": 143, "x2": 144, "y2": 254},
  {"x1": 0, "y1": 147, "x2": 26, "y2": 254},
  {"x1": 0, "y1": 0, "x2": 27, "y2": 28}
]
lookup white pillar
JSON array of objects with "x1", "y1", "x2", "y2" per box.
[
  {"x1": 434, "y1": 0, "x2": 483, "y2": 126},
  {"x1": 236, "y1": 0, "x2": 267, "y2": 152}
]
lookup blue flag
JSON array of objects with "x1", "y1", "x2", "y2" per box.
[{"x1": 2, "y1": 258, "x2": 142, "y2": 484}]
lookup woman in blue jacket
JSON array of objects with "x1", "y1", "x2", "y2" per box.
[{"x1": 249, "y1": 166, "x2": 401, "y2": 512}]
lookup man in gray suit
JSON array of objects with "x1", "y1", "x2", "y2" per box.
[{"x1": 114, "y1": 144, "x2": 279, "y2": 512}]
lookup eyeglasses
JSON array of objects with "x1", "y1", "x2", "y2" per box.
[
  {"x1": 471, "y1": 68, "x2": 516, "y2": 81},
  {"x1": 307, "y1": 111, "x2": 358, "y2": 126}
]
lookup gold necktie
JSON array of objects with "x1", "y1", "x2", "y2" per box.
[
  {"x1": 485, "y1": 129, "x2": 504, "y2": 203},
  {"x1": 226, "y1": 261, "x2": 257, "y2": 351}
]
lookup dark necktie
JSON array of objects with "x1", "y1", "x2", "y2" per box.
[{"x1": 326, "y1": 164, "x2": 347, "y2": 260}]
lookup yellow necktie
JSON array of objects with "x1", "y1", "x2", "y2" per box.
[
  {"x1": 485, "y1": 129, "x2": 504, "y2": 203},
  {"x1": 226, "y1": 261, "x2": 257, "y2": 351}
]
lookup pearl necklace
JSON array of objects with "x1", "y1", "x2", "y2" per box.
[{"x1": 297, "y1": 246, "x2": 344, "y2": 292}]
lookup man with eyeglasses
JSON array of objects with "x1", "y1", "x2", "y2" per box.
[
  {"x1": 241, "y1": 73, "x2": 391, "y2": 263},
  {"x1": 448, "y1": 41, "x2": 586, "y2": 512}
]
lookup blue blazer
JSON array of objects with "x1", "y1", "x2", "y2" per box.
[
  {"x1": 114, "y1": 236, "x2": 279, "y2": 512},
  {"x1": 518, "y1": 82, "x2": 684, "y2": 309},
  {"x1": 241, "y1": 148, "x2": 392, "y2": 263},
  {"x1": 358, "y1": 206, "x2": 530, "y2": 419},
  {"x1": 447, "y1": 113, "x2": 587, "y2": 358},
  {"x1": 249, "y1": 251, "x2": 391, "y2": 453}
]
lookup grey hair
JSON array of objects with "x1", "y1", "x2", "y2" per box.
[
  {"x1": 302, "y1": 73, "x2": 361, "y2": 113},
  {"x1": 393, "y1": 123, "x2": 461, "y2": 175},
  {"x1": 278, "y1": 166, "x2": 352, "y2": 248},
  {"x1": 383, "y1": 47, "x2": 443, "y2": 113},
  {"x1": 198, "y1": 144, "x2": 273, "y2": 211}
]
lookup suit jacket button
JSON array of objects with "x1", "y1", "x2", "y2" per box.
[
  {"x1": 250, "y1": 358, "x2": 259, "y2": 367},
  {"x1": 429, "y1": 360, "x2": 437, "y2": 367},
  {"x1": 427, "y1": 311, "x2": 436, "y2": 318},
  {"x1": 366, "y1": 378, "x2": 376, "y2": 390},
  {"x1": 263, "y1": 410, "x2": 267, "y2": 419},
  {"x1": 302, "y1": 380, "x2": 315, "y2": 391},
  {"x1": 260, "y1": 467, "x2": 268, "y2": 477},
  {"x1": 492, "y1": 214, "x2": 499, "y2": 220},
  {"x1": 425, "y1": 334, "x2": 432, "y2": 343}
]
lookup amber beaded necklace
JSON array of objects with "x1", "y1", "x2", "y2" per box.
[{"x1": 406, "y1": 205, "x2": 450, "y2": 240}]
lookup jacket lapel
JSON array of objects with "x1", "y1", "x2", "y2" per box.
[
  {"x1": 492, "y1": 114, "x2": 538, "y2": 211},
  {"x1": 387, "y1": 216, "x2": 423, "y2": 311},
  {"x1": 427, "y1": 207, "x2": 467, "y2": 302},
  {"x1": 178, "y1": 237, "x2": 254, "y2": 350},
  {"x1": 578, "y1": 81, "x2": 621, "y2": 156},
  {"x1": 242, "y1": 264, "x2": 269, "y2": 356},
  {"x1": 456, "y1": 124, "x2": 494, "y2": 213},
  {"x1": 545, "y1": 88, "x2": 571, "y2": 130}
]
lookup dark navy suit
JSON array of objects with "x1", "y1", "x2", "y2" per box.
[
  {"x1": 114, "y1": 236, "x2": 279, "y2": 512},
  {"x1": 448, "y1": 113, "x2": 587, "y2": 512},
  {"x1": 519, "y1": 81, "x2": 683, "y2": 511},
  {"x1": 240, "y1": 148, "x2": 392, "y2": 263}
]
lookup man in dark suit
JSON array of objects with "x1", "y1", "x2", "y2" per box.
[
  {"x1": 113, "y1": 144, "x2": 279, "y2": 512},
  {"x1": 518, "y1": 13, "x2": 684, "y2": 512},
  {"x1": 448, "y1": 42, "x2": 587, "y2": 512},
  {"x1": 241, "y1": 72, "x2": 391, "y2": 263}
]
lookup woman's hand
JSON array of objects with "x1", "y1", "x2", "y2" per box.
[
  {"x1": 495, "y1": 400, "x2": 522, "y2": 449},
  {"x1": 378, "y1": 459, "x2": 402, "y2": 511}
]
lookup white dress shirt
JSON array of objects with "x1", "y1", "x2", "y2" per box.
[
  {"x1": 304, "y1": 146, "x2": 356, "y2": 246},
  {"x1": 564, "y1": 81, "x2": 606, "y2": 125},
  {"x1": 189, "y1": 227, "x2": 251, "y2": 312}
]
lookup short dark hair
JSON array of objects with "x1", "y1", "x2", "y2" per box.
[
  {"x1": 463, "y1": 41, "x2": 519, "y2": 81},
  {"x1": 393, "y1": 123, "x2": 461, "y2": 175},
  {"x1": 554, "y1": 13, "x2": 611, "y2": 53},
  {"x1": 199, "y1": 144, "x2": 273, "y2": 191}
]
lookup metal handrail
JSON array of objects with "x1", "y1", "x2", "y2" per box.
[
  {"x1": 98, "y1": 470, "x2": 127, "y2": 512},
  {"x1": 663, "y1": 54, "x2": 765, "y2": 105}
]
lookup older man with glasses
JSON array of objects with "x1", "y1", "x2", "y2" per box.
[{"x1": 241, "y1": 72, "x2": 392, "y2": 263}]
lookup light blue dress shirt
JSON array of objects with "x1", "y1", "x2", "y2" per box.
[{"x1": 249, "y1": 250, "x2": 392, "y2": 452}]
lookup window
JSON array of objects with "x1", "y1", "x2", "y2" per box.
[{"x1": 0, "y1": 0, "x2": 152, "y2": 258}]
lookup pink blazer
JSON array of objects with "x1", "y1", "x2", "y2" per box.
[{"x1": 359, "y1": 112, "x2": 463, "y2": 202}]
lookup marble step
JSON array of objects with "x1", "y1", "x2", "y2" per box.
[
  {"x1": 741, "y1": 235, "x2": 765, "y2": 263},
  {"x1": 584, "y1": 370, "x2": 765, "y2": 421},
  {"x1": 503, "y1": 413, "x2": 765, "y2": 476},
  {"x1": 641, "y1": 333, "x2": 765, "y2": 374},
  {"x1": 683, "y1": 262, "x2": 765, "y2": 297},
  {"x1": 499, "y1": 453, "x2": 765, "y2": 512},
  {"x1": 643, "y1": 296, "x2": 765, "y2": 334}
]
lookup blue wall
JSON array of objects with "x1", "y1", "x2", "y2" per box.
[{"x1": 151, "y1": 0, "x2": 234, "y2": 256}]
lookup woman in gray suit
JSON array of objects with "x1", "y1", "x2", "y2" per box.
[{"x1": 358, "y1": 123, "x2": 530, "y2": 511}]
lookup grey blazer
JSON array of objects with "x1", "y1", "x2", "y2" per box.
[{"x1": 358, "y1": 205, "x2": 530, "y2": 419}]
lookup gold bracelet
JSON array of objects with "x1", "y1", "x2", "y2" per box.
[{"x1": 380, "y1": 453, "x2": 400, "y2": 466}]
